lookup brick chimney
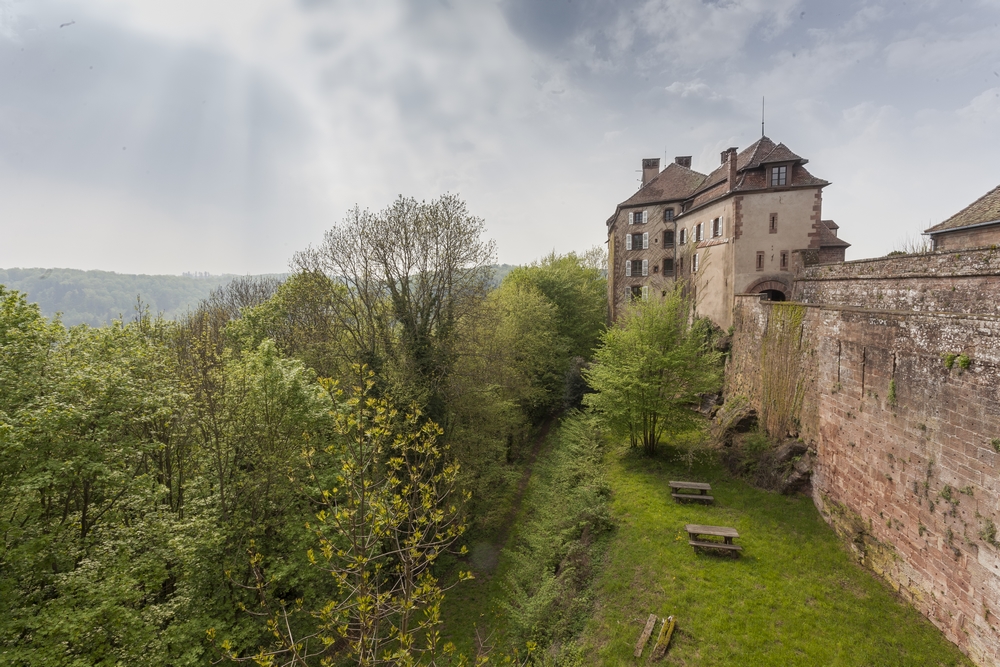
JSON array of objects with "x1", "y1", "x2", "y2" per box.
[
  {"x1": 674, "y1": 156, "x2": 692, "y2": 168},
  {"x1": 641, "y1": 158, "x2": 660, "y2": 187},
  {"x1": 724, "y1": 147, "x2": 738, "y2": 192}
]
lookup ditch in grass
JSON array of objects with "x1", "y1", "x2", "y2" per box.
[{"x1": 579, "y1": 440, "x2": 973, "y2": 666}]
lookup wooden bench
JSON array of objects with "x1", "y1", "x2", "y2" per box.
[
  {"x1": 685, "y1": 524, "x2": 742, "y2": 553},
  {"x1": 669, "y1": 480, "x2": 714, "y2": 503}
]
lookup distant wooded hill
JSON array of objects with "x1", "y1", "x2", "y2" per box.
[{"x1": 0, "y1": 265, "x2": 518, "y2": 328}]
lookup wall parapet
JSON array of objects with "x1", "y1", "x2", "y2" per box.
[
  {"x1": 728, "y1": 289, "x2": 1000, "y2": 666},
  {"x1": 794, "y1": 247, "x2": 1000, "y2": 316}
]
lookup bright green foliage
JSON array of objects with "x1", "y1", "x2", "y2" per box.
[
  {"x1": 0, "y1": 299, "x2": 202, "y2": 665},
  {"x1": 578, "y1": 443, "x2": 974, "y2": 666},
  {"x1": 0, "y1": 286, "x2": 335, "y2": 666},
  {"x1": 227, "y1": 271, "x2": 351, "y2": 379},
  {"x1": 499, "y1": 413, "x2": 613, "y2": 652},
  {"x1": 503, "y1": 252, "x2": 607, "y2": 361},
  {"x1": 584, "y1": 289, "x2": 721, "y2": 455},
  {"x1": 228, "y1": 368, "x2": 471, "y2": 666}
]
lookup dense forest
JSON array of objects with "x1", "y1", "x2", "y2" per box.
[
  {"x1": 0, "y1": 266, "x2": 520, "y2": 329},
  {"x1": 0, "y1": 195, "x2": 719, "y2": 666}
]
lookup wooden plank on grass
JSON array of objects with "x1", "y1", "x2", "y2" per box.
[
  {"x1": 634, "y1": 614, "x2": 657, "y2": 657},
  {"x1": 651, "y1": 615, "x2": 676, "y2": 660}
]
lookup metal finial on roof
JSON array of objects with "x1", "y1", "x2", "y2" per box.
[{"x1": 761, "y1": 96, "x2": 765, "y2": 137}]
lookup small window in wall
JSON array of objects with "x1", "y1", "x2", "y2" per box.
[
  {"x1": 712, "y1": 217, "x2": 722, "y2": 238},
  {"x1": 695, "y1": 223, "x2": 704, "y2": 242},
  {"x1": 653, "y1": 263, "x2": 659, "y2": 273},
  {"x1": 780, "y1": 251, "x2": 788, "y2": 270},
  {"x1": 769, "y1": 213, "x2": 778, "y2": 234},
  {"x1": 630, "y1": 286, "x2": 642, "y2": 300},
  {"x1": 664, "y1": 208, "x2": 674, "y2": 221},
  {"x1": 679, "y1": 229, "x2": 687, "y2": 245},
  {"x1": 678, "y1": 257, "x2": 684, "y2": 272},
  {"x1": 663, "y1": 257, "x2": 674, "y2": 274},
  {"x1": 692, "y1": 253, "x2": 700, "y2": 273},
  {"x1": 771, "y1": 166, "x2": 787, "y2": 187},
  {"x1": 626, "y1": 259, "x2": 647, "y2": 276},
  {"x1": 756, "y1": 251, "x2": 765, "y2": 271},
  {"x1": 664, "y1": 230, "x2": 675, "y2": 247}
]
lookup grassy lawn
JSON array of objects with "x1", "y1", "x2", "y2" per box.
[{"x1": 579, "y1": 443, "x2": 974, "y2": 666}]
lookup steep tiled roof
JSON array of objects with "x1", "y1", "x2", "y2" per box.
[
  {"x1": 684, "y1": 138, "x2": 827, "y2": 212},
  {"x1": 619, "y1": 162, "x2": 707, "y2": 207},
  {"x1": 817, "y1": 220, "x2": 850, "y2": 248},
  {"x1": 925, "y1": 183, "x2": 1000, "y2": 234}
]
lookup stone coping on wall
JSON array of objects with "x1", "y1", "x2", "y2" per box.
[
  {"x1": 798, "y1": 246, "x2": 1000, "y2": 281},
  {"x1": 734, "y1": 294, "x2": 1000, "y2": 322}
]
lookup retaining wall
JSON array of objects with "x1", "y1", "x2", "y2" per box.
[{"x1": 729, "y1": 253, "x2": 1000, "y2": 664}]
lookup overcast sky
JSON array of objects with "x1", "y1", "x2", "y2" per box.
[{"x1": 1, "y1": 0, "x2": 999, "y2": 275}]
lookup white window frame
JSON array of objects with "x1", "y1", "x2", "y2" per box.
[
  {"x1": 679, "y1": 228, "x2": 687, "y2": 245},
  {"x1": 642, "y1": 232, "x2": 649, "y2": 249},
  {"x1": 641, "y1": 259, "x2": 648, "y2": 276},
  {"x1": 641, "y1": 285, "x2": 649, "y2": 301},
  {"x1": 625, "y1": 260, "x2": 631, "y2": 276},
  {"x1": 695, "y1": 223, "x2": 703, "y2": 242},
  {"x1": 712, "y1": 217, "x2": 722, "y2": 238},
  {"x1": 693, "y1": 253, "x2": 699, "y2": 273},
  {"x1": 625, "y1": 233, "x2": 632, "y2": 250}
]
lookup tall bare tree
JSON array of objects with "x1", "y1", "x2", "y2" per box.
[{"x1": 293, "y1": 194, "x2": 495, "y2": 414}]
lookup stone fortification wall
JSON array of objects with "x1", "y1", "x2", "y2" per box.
[
  {"x1": 795, "y1": 246, "x2": 1000, "y2": 315},
  {"x1": 729, "y1": 277, "x2": 1000, "y2": 665}
]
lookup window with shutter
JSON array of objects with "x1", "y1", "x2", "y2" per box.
[
  {"x1": 693, "y1": 253, "x2": 699, "y2": 273},
  {"x1": 642, "y1": 259, "x2": 648, "y2": 276},
  {"x1": 642, "y1": 232, "x2": 649, "y2": 249},
  {"x1": 625, "y1": 261, "x2": 631, "y2": 276},
  {"x1": 641, "y1": 286, "x2": 649, "y2": 300},
  {"x1": 642, "y1": 210, "x2": 648, "y2": 224},
  {"x1": 679, "y1": 229, "x2": 687, "y2": 245},
  {"x1": 625, "y1": 234, "x2": 632, "y2": 250}
]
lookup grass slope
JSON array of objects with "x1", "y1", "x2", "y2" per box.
[{"x1": 580, "y1": 445, "x2": 973, "y2": 666}]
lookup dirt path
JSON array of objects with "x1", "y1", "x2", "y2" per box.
[
  {"x1": 468, "y1": 414, "x2": 557, "y2": 575},
  {"x1": 493, "y1": 414, "x2": 556, "y2": 551}
]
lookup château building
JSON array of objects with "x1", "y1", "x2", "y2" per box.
[{"x1": 605, "y1": 136, "x2": 849, "y2": 328}]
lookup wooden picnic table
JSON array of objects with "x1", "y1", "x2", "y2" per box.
[
  {"x1": 685, "y1": 524, "x2": 742, "y2": 552},
  {"x1": 669, "y1": 480, "x2": 713, "y2": 503}
]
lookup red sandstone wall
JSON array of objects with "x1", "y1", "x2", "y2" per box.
[
  {"x1": 797, "y1": 247, "x2": 1000, "y2": 316},
  {"x1": 731, "y1": 293, "x2": 1000, "y2": 666}
]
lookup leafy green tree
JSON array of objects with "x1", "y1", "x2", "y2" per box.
[
  {"x1": 583, "y1": 288, "x2": 721, "y2": 455},
  {"x1": 445, "y1": 280, "x2": 568, "y2": 528},
  {"x1": 222, "y1": 368, "x2": 471, "y2": 666},
  {"x1": 503, "y1": 252, "x2": 607, "y2": 361},
  {"x1": 293, "y1": 194, "x2": 496, "y2": 417}
]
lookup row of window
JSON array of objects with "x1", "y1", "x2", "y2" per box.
[
  {"x1": 629, "y1": 209, "x2": 675, "y2": 225},
  {"x1": 626, "y1": 214, "x2": 726, "y2": 245},
  {"x1": 627, "y1": 248, "x2": 791, "y2": 278},
  {"x1": 757, "y1": 251, "x2": 790, "y2": 271},
  {"x1": 624, "y1": 254, "x2": 698, "y2": 277}
]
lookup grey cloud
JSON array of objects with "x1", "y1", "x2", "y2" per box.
[{"x1": 0, "y1": 5, "x2": 316, "y2": 229}]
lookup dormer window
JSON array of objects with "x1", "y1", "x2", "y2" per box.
[{"x1": 770, "y1": 165, "x2": 787, "y2": 187}]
